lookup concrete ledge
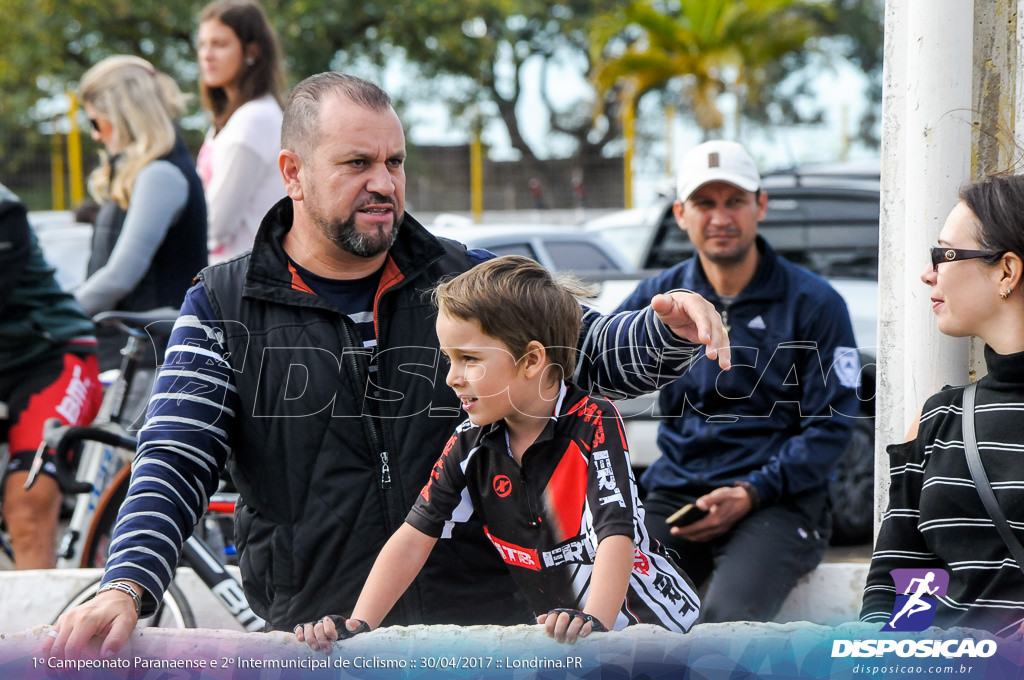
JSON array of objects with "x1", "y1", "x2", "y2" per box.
[
  {"x1": 776, "y1": 562, "x2": 869, "y2": 626},
  {"x1": 0, "y1": 561, "x2": 871, "y2": 635}
]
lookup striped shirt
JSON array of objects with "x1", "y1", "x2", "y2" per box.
[{"x1": 861, "y1": 345, "x2": 1024, "y2": 634}]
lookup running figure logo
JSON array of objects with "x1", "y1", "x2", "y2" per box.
[{"x1": 882, "y1": 568, "x2": 949, "y2": 632}]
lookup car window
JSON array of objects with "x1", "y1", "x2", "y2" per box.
[
  {"x1": 545, "y1": 241, "x2": 621, "y2": 272},
  {"x1": 486, "y1": 243, "x2": 537, "y2": 260},
  {"x1": 590, "y1": 225, "x2": 647, "y2": 268}
]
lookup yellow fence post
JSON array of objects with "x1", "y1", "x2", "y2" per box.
[
  {"x1": 51, "y1": 130, "x2": 66, "y2": 211},
  {"x1": 665, "y1": 104, "x2": 675, "y2": 178},
  {"x1": 67, "y1": 91, "x2": 84, "y2": 207},
  {"x1": 470, "y1": 126, "x2": 484, "y2": 224},
  {"x1": 622, "y1": 84, "x2": 636, "y2": 210}
]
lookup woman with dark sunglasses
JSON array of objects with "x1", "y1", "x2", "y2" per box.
[
  {"x1": 861, "y1": 173, "x2": 1024, "y2": 635},
  {"x1": 76, "y1": 55, "x2": 208, "y2": 369}
]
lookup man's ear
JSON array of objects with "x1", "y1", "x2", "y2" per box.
[
  {"x1": 755, "y1": 190, "x2": 768, "y2": 221},
  {"x1": 672, "y1": 199, "x2": 687, "y2": 232},
  {"x1": 520, "y1": 341, "x2": 548, "y2": 379},
  {"x1": 279, "y1": 150, "x2": 303, "y2": 201}
]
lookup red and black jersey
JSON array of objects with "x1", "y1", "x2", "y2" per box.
[{"x1": 407, "y1": 383, "x2": 700, "y2": 632}]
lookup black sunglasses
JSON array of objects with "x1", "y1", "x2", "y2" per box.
[{"x1": 930, "y1": 246, "x2": 997, "y2": 271}]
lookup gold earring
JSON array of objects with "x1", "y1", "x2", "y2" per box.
[{"x1": 1001, "y1": 288, "x2": 1012, "y2": 299}]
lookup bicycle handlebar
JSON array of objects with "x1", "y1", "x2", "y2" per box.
[
  {"x1": 26, "y1": 419, "x2": 138, "y2": 495},
  {"x1": 93, "y1": 307, "x2": 180, "y2": 341}
]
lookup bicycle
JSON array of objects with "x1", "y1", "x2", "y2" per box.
[
  {"x1": 1, "y1": 308, "x2": 263, "y2": 632},
  {"x1": 44, "y1": 421, "x2": 264, "y2": 632}
]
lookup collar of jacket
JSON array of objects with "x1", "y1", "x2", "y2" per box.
[
  {"x1": 475, "y1": 382, "x2": 574, "y2": 457},
  {"x1": 688, "y1": 235, "x2": 785, "y2": 306},
  {"x1": 240, "y1": 197, "x2": 448, "y2": 307}
]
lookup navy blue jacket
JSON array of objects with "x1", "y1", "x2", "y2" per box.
[{"x1": 615, "y1": 237, "x2": 861, "y2": 506}]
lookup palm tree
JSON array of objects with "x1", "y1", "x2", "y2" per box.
[{"x1": 591, "y1": 0, "x2": 830, "y2": 140}]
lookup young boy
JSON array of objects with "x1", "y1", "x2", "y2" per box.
[{"x1": 296, "y1": 256, "x2": 699, "y2": 650}]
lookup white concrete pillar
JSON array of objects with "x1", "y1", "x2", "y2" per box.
[
  {"x1": 876, "y1": 0, "x2": 1020, "y2": 531},
  {"x1": 876, "y1": 0, "x2": 976, "y2": 526}
]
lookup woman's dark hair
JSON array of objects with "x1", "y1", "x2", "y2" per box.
[
  {"x1": 199, "y1": 0, "x2": 286, "y2": 131},
  {"x1": 961, "y1": 174, "x2": 1024, "y2": 265}
]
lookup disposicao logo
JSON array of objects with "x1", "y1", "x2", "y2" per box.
[
  {"x1": 883, "y1": 568, "x2": 949, "y2": 632},
  {"x1": 831, "y1": 567, "x2": 997, "y2": 660}
]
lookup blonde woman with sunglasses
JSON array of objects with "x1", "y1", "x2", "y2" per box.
[{"x1": 76, "y1": 55, "x2": 208, "y2": 369}]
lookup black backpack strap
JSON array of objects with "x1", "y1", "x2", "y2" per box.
[{"x1": 962, "y1": 382, "x2": 1024, "y2": 574}]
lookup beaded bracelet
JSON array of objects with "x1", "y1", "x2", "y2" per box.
[{"x1": 97, "y1": 581, "x2": 143, "y2": 617}]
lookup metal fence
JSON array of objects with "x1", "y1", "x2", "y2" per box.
[{"x1": 0, "y1": 109, "x2": 627, "y2": 215}]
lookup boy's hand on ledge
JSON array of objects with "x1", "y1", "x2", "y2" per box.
[
  {"x1": 294, "y1": 615, "x2": 369, "y2": 653},
  {"x1": 537, "y1": 608, "x2": 607, "y2": 644}
]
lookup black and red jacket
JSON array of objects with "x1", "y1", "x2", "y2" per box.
[{"x1": 408, "y1": 383, "x2": 701, "y2": 631}]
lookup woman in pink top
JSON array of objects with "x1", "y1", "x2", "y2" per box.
[{"x1": 197, "y1": 0, "x2": 287, "y2": 263}]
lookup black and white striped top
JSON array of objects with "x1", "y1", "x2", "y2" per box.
[{"x1": 861, "y1": 345, "x2": 1024, "y2": 634}]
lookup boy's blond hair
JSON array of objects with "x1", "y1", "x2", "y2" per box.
[{"x1": 433, "y1": 255, "x2": 592, "y2": 380}]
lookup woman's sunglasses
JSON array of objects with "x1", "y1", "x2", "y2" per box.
[{"x1": 930, "y1": 247, "x2": 997, "y2": 271}]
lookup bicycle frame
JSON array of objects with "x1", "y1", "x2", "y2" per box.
[
  {"x1": 20, "y1": 308, "x2": 266, "y2": 632},
  {"x1": 54, "y1": 329, "x2": 146, "y2": 569},
  {"x1": 181, "y1": 533, "x2": 265, "y2": 632},
  {"x1": 52, "y1": 424, "x2": 135, "y2": 568}
]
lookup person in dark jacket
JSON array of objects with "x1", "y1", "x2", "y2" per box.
[
  {"x1": 46, "y1": 72, "x2": 730, "y2": 659},
  {"x1": 0, "y1": 184, "x2": 104, "y2": 569},
  {"x1": 76, "y1": 55, "x2": 208, "y2": 370},
  {"x1": 615, "y1": 140, "x2": 862, "y2": 623}
]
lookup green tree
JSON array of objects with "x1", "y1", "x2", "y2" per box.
[
  {"x1": 274, "y1": 0, "x2": 624, "y2": 164},
  {"x1": 0, "y1": 1, "x2": 621, "y2": 178},
  {"x1": 0, "y1": 0, "x2": 201, "y2": 202},
  {"x1": 0, "y1": 0, "x2": 882, "y2": 204},
  {"x1": 590, "y1": 0, "x2": 832, "y2": 140}
]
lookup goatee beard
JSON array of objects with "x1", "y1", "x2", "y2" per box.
[
  {"x1": 320, "y1": 200, "x2": 402, "y2": 257},
  {"x1": 328, "y1": 214, "x2": 401, "y2": 258}
]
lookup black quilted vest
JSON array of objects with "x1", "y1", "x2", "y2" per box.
[{"x1": 199, "y1": 199, "x2": 530, "y2": 629}]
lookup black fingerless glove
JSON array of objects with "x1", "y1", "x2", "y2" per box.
[
  {"x1": 295, "y1": 615, "x2": 370, "y2": 639},
  {"x1": 325, "y1": 615, "x2": 370, "y2": 639},
  {"x1": 546, "y1": 608, "x2": 608, "y2": 632}
]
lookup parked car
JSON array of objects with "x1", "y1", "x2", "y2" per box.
[
  {"x1": 427, "y1": 221, "x2": 641, "y2": 312},
  {"x1": 586, "y1": 160, "x2": 880, "y2": 278},
  {"x1": 28, "y1": 210, "x2": 92, "y2": 290},
  {"x1": 429, "y1": 222, "x2": 634, "y2": 274}
]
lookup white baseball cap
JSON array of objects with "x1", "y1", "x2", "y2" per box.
[{"x1": 676, "y1": 140, "x2": 761, "y2": 201}]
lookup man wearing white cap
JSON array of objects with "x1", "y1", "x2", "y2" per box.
[{"x1": 615, "y1": 140, "x2": 861, "y2": 622}]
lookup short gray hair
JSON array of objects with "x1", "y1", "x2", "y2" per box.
[{"x1": 281, "y1": 72, "x2": 393, "y2": 162}]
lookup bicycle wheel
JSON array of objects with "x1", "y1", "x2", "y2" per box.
[
  {"x1": 80, "y1": 465, "x2": 131, "y2": 568},
  {"x1": 54, "y1": 578, "x2": 195, "y2": 628}
]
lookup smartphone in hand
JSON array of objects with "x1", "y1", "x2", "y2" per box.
[{"x1": 665, "y1": 503, "x2": 709, "y2": 528}]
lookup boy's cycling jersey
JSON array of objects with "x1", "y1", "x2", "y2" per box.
[{"x1": 407, "y1": 383, "x2": 700, "y2": 632}]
